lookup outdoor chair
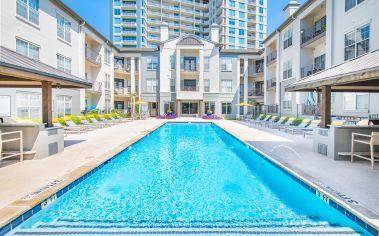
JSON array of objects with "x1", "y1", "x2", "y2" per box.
[
  {"x1": 89, "y1": 118, "x2": 113, "y2": 128},
  {"x1": 266, "y1": 116, "x2": 287, "y2": 128},
  {"x1": 351, "y1": 132, "x2": 379, "y2": 169},
  {"x1": 260, "y1": 116, "x2": 279, "y2": 127},
  {"x1": 66, "y1": 120, "x2": 97, "y2": 131},
  {"x1": 255, "y1": 116, "x2": 273, "y2": 126},
  {"x1": 0, "y1": 130, "x2": 23, "y2": 162},
  {"x1": 100, "y1": 118, "x2": 120, "y2": 125},
  {"x1": 246, "y1": 114, "x2": 264, "y2": 124},
  {"x1": 109, "y1": 115, "x2": 132, "y2": 123},
  {"x1": 274, "y1": 117, "x2": 296, "y2": 130},
  {"x1": 286, "y1": 120, "x2": 321, "y2": 135},
  {"x1": 284, "y1": 119, "x2": 311, "y2": 134},
  {"x1": 53, "y1": 122, "x2": 86, "y2": 135}
]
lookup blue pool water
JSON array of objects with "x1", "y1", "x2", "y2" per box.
[{"x1": 8, "y1": 123, "x2": 371, "y2": 235}]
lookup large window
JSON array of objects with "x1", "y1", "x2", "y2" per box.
[
  {"x1": 283, "y1": 29, "x2": 293, "y2": 49},
  {"x1": 16, "y1": 91, "x2": 41, "y2": 120},
  {"x1": 283, "y1": 60, "x2": 292, "y2": 80},
  {"x1": 205, "y1": 102, "x2": 215, "y2": 114},
  {"x1": 147, "y1": 56, "x2": 158, "y2": 70},
  {"x1": 170, "y1": 56, "x2": 175, "y2": 70},
  {"x1": 345, "y1": 0, "x2": 365, "y2": 11},
  {"x1": 16, "y1": 0, "x2": 39, "y2": 25},
  {"x1": 344, "y1": 24, "x2": 370, "y2": 61},
  {"x1": 204, "y1": 79, "x2": 210, "y2": 92},
  {"x1": 220, "y1": 57, "x2": 232, "y2": 71},
  {"x1": 221, "y1": 80, "x2": 232, "y2": 93},
  {"x1": 204, "y1": 57, "x2": 210, "y2": 72},
  {"x1": 105, "y1": 73, "x2": 111, "y2": 90},
  {"x1": 104, "y1": 48, "x2": 111, "y2": 65},
  {"x1": 56, "y1": 95, "x2": 72, "y2": 117},
  {"x1": 222, "y1": 103, "x2": 232, "y2": 114},
  {"x1": 344, "y1": 93, "x2": 369, "y2": 111},
  {"x1": 16, "y1": 38, "x2": 39, "y2": 60},
  {"x1": 146, "y1": 78, "x2": 157, "y2": 92},
  {"x1": 57, "y1": 13, "x2": 71, "y2": 43},
  {"x1": 57, "y1": 54, "x2": 71, "y2": 73}
]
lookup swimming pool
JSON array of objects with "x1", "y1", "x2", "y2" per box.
[{"x1": 6, "y1": 123, "x2": 372, "y2": 235}]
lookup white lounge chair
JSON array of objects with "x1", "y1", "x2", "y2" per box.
[
  {"x1": 266, "y1": 116, "x2": 287, "y2": 128},
  {"x1": 351, "y1": 132, "x2": 379, "y2": 169},
  {"x1": 255, "y1": 115, "x2": 273, "y2": 126},
  {"x1": 287, "y1": 120, "x2": 321, "y2": 135},
  {"x1": 284, "y1": 119, "x2": 311, "y2": 133},
  {"x1": 246, "y1": 114, "x2": 264, "y2": 125},
  {"x1": 274, "y1": 117, "x2": 296, "y2": 130},
  {"x1": 89, "y1": 118, "x2": 113, "y2": 127},
  {"x1": 66, "y1": 120, "x2": 97, "y2": 131}
]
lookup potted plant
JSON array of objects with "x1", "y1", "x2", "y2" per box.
[{"x1": 206, "y1": 110, "x2": 213, "y2": 116}]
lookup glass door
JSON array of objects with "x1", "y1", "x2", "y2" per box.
[{"x1": 181, "y1": 102, "x2": 198, "y2": 115}]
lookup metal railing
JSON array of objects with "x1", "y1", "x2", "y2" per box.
[
  {"x1": 266, "y1": 78, "x2": 277, "y2": 89},
  {"x1": 180, "y1": 80, "x2": 199, "y2": 91},
  {"x1": 181, "y1": 62, "x2": 200, "y2": 72},
  {"x1": 266, "y1": 51, "x2": 277, "y2": 65},
  {"x1": 87, "y1": 82, "x2": 102, "y2": 92},
  {"x1": 301, "y1": 63, "x2": 325, "y2": 78},
  {"x1": 114, "y1": 86, "x2": 131, "y2": 95},
  {"x1": 248, "y1": 88, "x2": 264, "y2": 96},
  {"x1": 301, "y1": 16, "x2": 326, "y2": 45},
  {"x1": 85, "y1": 47, "x2": 101, "y2": 65}
]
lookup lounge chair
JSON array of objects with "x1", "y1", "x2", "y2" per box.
[
  {"x1": 89, "y1": 118, "x2": 113, "y2": 127},
  {"x1": 351, "y1": 132, "x2": 379, "y2": 169},
  {"x1": 284, "y1": 119, "x2": 311, "y2": 134},
  {"x1": 274, "y1": 117, "x2": 296, "y2": 130},
  {"x1": 255, "y1": 115, "x2": 272, "y2": 126},
  {"x1": 66, "y1": 120, "x2": 96, "y2": 131},
  {"x1": 260, "y1": 116, "x2": 279, "y2": 127},
  {"x1": 286, "y1": 120, "x2": 321, "y2": 135},
  {"x1": 100, "y1": 117, "x2": 120, "y2": 125},
  {"x1": 246, "y1": 114, "x2": 264, "y2": 125},
  {"x1": 266, "y1": 116, "x2": 287, "y2": 128}
]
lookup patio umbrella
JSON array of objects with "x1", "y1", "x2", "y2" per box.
[
  {"x1": 132, "y1": 101, "x2": 147, "y2": 105},
  {"x1": 235, "y1": 102, "x2": 253, "y2": 107}
]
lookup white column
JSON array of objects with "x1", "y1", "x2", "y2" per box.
[
  {"x1": 138, "y1": 57, "x2": 142, "y2": 98},
  {"x1": 243, "y1": 58, "x2": 248, "y2": 115},
  {"x1": 236, "y1": 58, "x2": 240, "y2": 118},
  {"x1": 130, "y1": 57, "x2": 136, "y2": 94},
  {"x1": 175, "y1": 49, "x2": 181, "y2": 93},
  {"x1": 199, "y1": 49, "x2": 204, "y2": 93}
]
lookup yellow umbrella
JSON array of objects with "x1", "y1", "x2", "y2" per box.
[{"x1": 235, "y1": 102, "x2": 253, "y2": 107}]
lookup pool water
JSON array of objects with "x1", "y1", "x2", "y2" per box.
[{"x1": 9, "y1": 123, "x2": 370, "y2": 235}]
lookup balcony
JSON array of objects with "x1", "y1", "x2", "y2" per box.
[
  {"x1": 266, "y1": 51, "x2": 277, "y2": 66},
  {"x1": 87, "y1": 82, "x2": 102, "y2": 94},
  {"x1": 301, "y1": 16, "x2": 326, "y2": 47},
  {"x1": 114, "y1": 62, "x2": 130, "y2": 74},
  {"x1": 266, "y1": 78, "x2": 276, "y2": 89},
  {"x1": 85, "y1": 47, "x2": 101, "y2": 66},
  {"x1": 180, "y1": 80, "x2": 199, "y2": 92},
  {"x1": 181, "y1": 58, "x2": 199, "y2": 74},
  {"x1": 122, "y1": 12, "x2": 137, "y2": 18},
  {"x1": 114, "y1": 86, "x2": 131, "y2": 96},
  {"x1": 301, "y1": 63, "x2": 325, "y2": 78},
  {"x1": 248, "y1": 88, "x2": 264, "y2": 97}
]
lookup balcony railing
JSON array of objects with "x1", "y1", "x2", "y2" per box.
[
  {"x1": 301, "y1": 63, "x2": 325, "y2": 78},
  {"x1": 266, "y1": 51, "x2": 277, "y2": 65},
  {"x1": 180, "y1": 80, "x2": 199, "y2": 91},
  {"x1": 85, "y1": 47, "x2": 101, "y2": 65},
  {"x1": 301, "y1": 16, "x2": 326, "y2": 45},
  {"x1": 181, "y1": 62, "x2": 199, "y2": 72},
  {"x1": 87, "y1": 82, "x2": 102, "y2": 93},
  {"x1": 114, "y1": 62, "x2": 130, "y2": 72},
  {"x1": 114, "y1": 86, "x2": 131, "y2": 96},
  {"x1": 264, "y1": 105, "x2": 278, "y2": 114},
  {"x1": 266, "y1": 78, "x2": 276, "y2": 89},
  {"x1": 248, "y1": 88, "x2": 264, "y2": 97}
]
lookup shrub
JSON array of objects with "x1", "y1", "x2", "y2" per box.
[
  {"x1": 79, "y1": 116, "x2": 91, "y2": 122},
  {"x1": 53, "y1": 117, "x2": 67, "y2": 126},
  {"x1": 109, "y1": 112, "x2": 119, "y2": 119},
  {"x1": 101, "y1": 114, "x2": 111, "y2": 120},
  {"x1": 293, "y1": 118, "x2": 304, "y2": 126},
  {"x1": 88, "y1": 114, "x2": 101, "y2": 121},
  {"x1": 272, "y1": 116, "x2": 280, "y2": 122}
]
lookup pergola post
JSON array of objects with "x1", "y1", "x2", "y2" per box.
[
  {"x1": 42, "y1": 81, "x2": 53, "y2": 127},
  {"x1": 320, "y1": 85, "x2": 331, "y2": 128}
]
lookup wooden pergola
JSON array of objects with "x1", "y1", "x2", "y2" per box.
[
  {"x1": 0, "y1": 46, "x2": 92, "y2": 127},
  {"x1": 286, "y1": 50, "x2": 379, "y2": 128}
]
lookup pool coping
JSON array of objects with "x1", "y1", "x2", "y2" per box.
[
  {"x1": 0, "y1": 121, "x2": 167, "y2": 235},
  {"x1": 212, "y1": 121, "x2": 379, "y2": 236},
  {"x1": 0, "y1": 120, "x2": 378, "y2": 236}
]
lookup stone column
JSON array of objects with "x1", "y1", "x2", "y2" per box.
[{"x1": 130, "y1": 57, "x2": 136, "y2": 94}]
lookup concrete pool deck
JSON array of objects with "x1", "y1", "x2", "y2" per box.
[{"x1": 0, "y1": 118, "x2": 378, "y2": 232}]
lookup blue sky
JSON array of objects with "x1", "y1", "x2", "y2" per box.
[{"x1": 62, "y1": 0, "x2": 306, "y2": 40}]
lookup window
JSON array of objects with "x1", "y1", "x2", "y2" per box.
[
  {"x1": 105, "y1": 73, "x2": 111, "y2": 90},
  {"x1": 16, "y1": 91, "x2": 41, "y2": 120},
  {"x1": 229, "y1": 36, "x2": 235, "y2": 44},
  {"x1": 283, "y1": 60, "x2": 292, "y2": 80},
  {"x1": 114, "y1": 9, "x2": 121, "y2": 15},
  {"x1": 238, "y1": 29, "x2": 244, "y2": 36},
  {"x1": 344, "y1": 24, "x2": 370, "y2": 61},
  {"x1": 239, "y1": 11, "x2": 245, "y2": 18},
  {"x1": 115, "y1": 36, "x2": 121, "y2": 42},
  {"x1": 239, "y1": 38, "x2": 245, "y2": 45},
  {"x1": 147, "y1": 56, "x2": 158, "y2": 70},
  {"x1": 204, "y1": 57, "x2": 210, "y2": 72},
  {"x1": 16, "y1": 0, "x2": 39, "y2": 25},
  {"x1": 114, "y1": 27, "x2": 121, "y2": 33},
  {"x1": 259, "y1": 24, "x2": 264, "y2": 31},
  {"x1": 56, "y1": 95, "x2": 72, "y2": 117},
  {"x1": 16, "y1": 38, "x2": 39, "y2": 60},
  {"x1": 105, "y1": 96, "x2": 111, "y2": 113},
  {"x1": 105, "y1": 48, "x2": 111, "y2": 64},
  {"x1": 205, "y1": 101, "x2": 215, "y2": 113},
  {"x1": 259, "y1": 0, "x2": 264, "y2": 5},
  {"x1": 239, "y1": 2, "x2": 245, "y2": 10},
  {"x1": 57, "y1": 54, "x2": 71, "y2": 73},
  {"x1": 239, "y1": 20, "x2": 245, "y2": 27},
  {"x1": 344, "y1": 93, "x2": 369, "y2": 110},
  {"x1": 229, "y1": 9, "x2": 235, "y2": 16},
  {"x1": 221, "y1": 80, "x2": 232, "y2": 93},
  {"x1": 220, "y1": 57, "x2": 233, "y2": 71},
  {"x1": 57, "y1": 13, "x2": 71, "y2": 43},
  {"x1": 283, "y1": 93, "x2": 292, "y2": 110},
  {"x1": 259, "y1": 16, "x2": 264, "y2": 22},
  {"x1": 283, "y1": 29, "x2": 293, "y2": 49},
  {"x1": 222, "y1": 103, "x2": 232, "y2": 114},
  {"x1": 229, "y1": 27, "x2": 235, "y2": 34},
  {"x1": 229, "y1": 0, "x2": 235, "y2": 7},
  {"x1": 345, "y1": 0, "x2": 365, "y2": 11},
  {"x1": 170, "y1": 79, "x2": 175, "y2": 92},
  {"x1": 229, "y1": 19, "x2": 235, "y2": 25},
  {"x1": 146, "y1": 78, "x2": 157, "y2": 92},
  {"x1": 114, "y1": 18, "x2": 121, "y2": 24},
  {"x1": 204, "y1": 79, "x2": 210, "y2": 92},
  {"x1": 259, "y1": 7, "x2": 264, "y2": 14},
  {"x1": 114, "y1": 0, "x2": 121, "y2": 6}
]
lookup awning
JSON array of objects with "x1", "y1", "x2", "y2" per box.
[
  {"x1": 0, "y1": 46, "x2": 92, "y2": 88},
  {"x1": 286, "y1": 49, "x2": 379, "y2": 93}
]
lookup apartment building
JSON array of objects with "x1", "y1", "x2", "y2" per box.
[
  {"x1": 0, "y1": 0, "x2": 114, "y2": 120},
  {"x1": 113, "y1": 24, "x2": 264, "y2": 117},
  {"x1": 263, "y1": 0, "x2": 379, "y2": 118},
  {"x1": 110, "y1": 0, "x2": 267, "y2": 49}
]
